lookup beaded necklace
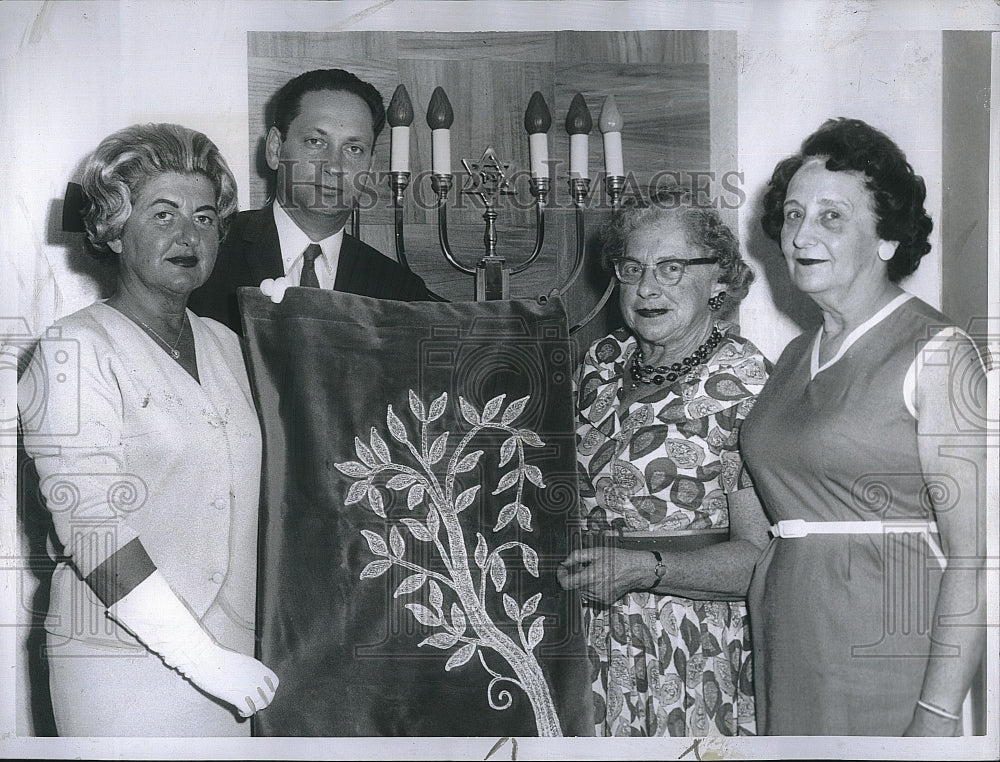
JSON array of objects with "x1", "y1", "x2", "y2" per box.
[{"x1": 629, "y1": 325, "x2": 722, "y2": 389}]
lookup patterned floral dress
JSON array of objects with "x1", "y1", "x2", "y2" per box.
[{"x1": 574, "y1": 324, "x2": 769, "y2": 736}]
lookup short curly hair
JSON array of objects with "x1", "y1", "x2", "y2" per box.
[
  {"x1": 760, "y1": 118, "x2": 933, "y2": 282},
  {"x1": 81, "y1": 123, "x2": 238, "y2": 257},
  {"x1": 601, "y1": 187, "x2": 755, "y2": 316}
]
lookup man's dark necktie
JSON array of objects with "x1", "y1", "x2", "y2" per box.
[{"x1": 299, "y1": 243, "x2": 322, "y2": 288}]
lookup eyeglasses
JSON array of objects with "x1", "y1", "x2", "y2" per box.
[{"x1": 611, "y1": 256, "x2": 720, "y2": 286}]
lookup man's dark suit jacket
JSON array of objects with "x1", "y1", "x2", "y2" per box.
[{"x1": 190, "y1": 205, "x2": 428, "y2": 334}]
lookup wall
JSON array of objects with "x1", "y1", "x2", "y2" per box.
[
  {"x1": 942, "y1": 31, "x2": 992, "y2": 347},
  {"x1": 736, "y1": 29, "x2": 943, "y2": 361}
]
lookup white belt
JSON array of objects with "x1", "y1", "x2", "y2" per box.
[{"x1": 770, "y1": 519, "x2": 946, "y2": 569}]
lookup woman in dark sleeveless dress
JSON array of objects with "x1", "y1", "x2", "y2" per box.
[{"x1": 742, "y1": 118, "x2": 987, "y2": 736}]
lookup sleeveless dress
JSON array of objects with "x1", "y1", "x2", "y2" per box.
[
  {"x1": 741, "y1": 293, "x2": 966, "y2": 735},
  {"x1": 575, "y1": 324, "x2": 770, "y2": 736}
]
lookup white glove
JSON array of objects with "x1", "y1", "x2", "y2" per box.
[{"x1": 107, "y1": 570, "x2": 278, "y2": 718}]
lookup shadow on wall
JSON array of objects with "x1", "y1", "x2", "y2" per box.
[
  {"x1": 53, "y1": 160, "x2": 118, "y2": 300},
  {"x1": 16, "y1": 431, "x2": 58, "y2": 737},
  {"x1": 744, "y1": 183, "x2": 822, "y2": 333}
]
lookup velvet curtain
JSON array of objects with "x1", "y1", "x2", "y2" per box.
[{"x1": 239, "y1": 287, "x2": 592, "y2": 736}]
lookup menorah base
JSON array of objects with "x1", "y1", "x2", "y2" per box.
[{"x1": 476, "y1": 256, "x2": 509, "y2": 300}]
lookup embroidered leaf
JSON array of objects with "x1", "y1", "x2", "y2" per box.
[
  {"x1": 394, "y1": 573, "x2": 427, "y2": 598},
  {"x1": 444, "y1": 642, "x2": 476, "y2": 671},
  {"x1": 419, "y1": 631, "x2": 459, "y2": 649},
  {"x1": 355, "y1": 437, "x2": 377, "y2": 468},
  {"x1": 499, "y1": 436, "x2": 517, "y2": 467},
  {"x1": 491, "y1": 556, "x2": 508, "y2": 592},
  {"x1": 407, "y1": 483, "x2": 425, "y2": 510},
  {"x1": 426, "y1": 504, "x2": 440, "y2": 537},
  {"x1": 524, "y1": 464, "x2": 545, "y2": 488},
  {"x1": 519, "y1": 543, "x2": 539, "y2": 576},
  {"x1": 455, "y1": 485, "x2": 480, "y2": 512},
  {"x1": 408, "y1": 389, "x2": 426, "y2": 421},
  {"x1": 481, "y1": 394, "x2": 506, "y2": 423},
  {"x1": 459, "y1": 396, "x2": 480, "y2": 425},
  {"x1": 428, "y1": 580, "x2": 443, "y2": 613},
  {"x1": 400, "y1": 517, "x2": 432, "y2": 542},
  {"x1": 386, "y1": 404, "x2": 408, "y2": 443},
  {"x1": 335, "y1": 460, "x2": 369, "y2": 478},
  {"x1": 370, "y1": 427, "x2": 391, "y2": 463},
  {"x1": 455, "y1": 449, "x2": 483, "y2": 473},
  {"x1": 344, "y1": 480, "x2": 368, "y2": 505},
  {"x1": 361, "y1": 530, "x2": 388, "y2": 556},
  {"x1": 360, "y1": 560, "x2": 391, "y2": 579},
  {"x1": 494, "y1": 502, "x2": 518, "y2": 531},
  {"x1": 406, "y1": 603, "x2": 442, "y2": 628},
  {"x1": 450, "y1": 603, "x2": 467, "y2": 634},
  {"x1": 492, "y1": 470, "x2": 519, "y2": 495},
  {"x1": 389, "y1": 525, "x2": 405, "y2": 557},
  {"x1": 367, "y1": 486, "x2": 386, "y2": 517},
  {"x1": 521, "y1": 592, "x2": 542, "y2": 619},
  {"x1": 516, "y1": 428, "x2": 544, "y2": 447},
  {"x1": 428, "y1": 432, "x2": 449, "y2": 464},
  {"x1": 527, "y1": 615, "x2": 545, "y2": 650},
  {"x1": 502, "y1": 593, "x2": 520, "y2": 622},
  {"x1": 474, "y1": 532, "x2": 488, "y2": 569},
  {"x1": 501, "y1": 395, "x2": 530, "y2": 425},
  {"x1": 427, "y1": 392, "x2": 448, "y2": 422},
  {"x1": 516, "y1": 504, "x2": 533, "y2": 532},
  {"x1": 386, "y1": 473, "x2": 417, "y2": 491}
]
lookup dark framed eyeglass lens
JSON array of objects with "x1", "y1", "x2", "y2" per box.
[{"x1": 612, "y1": 257, "x2": 719, "y2": 285}]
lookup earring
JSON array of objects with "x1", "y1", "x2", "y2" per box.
[
  {"x1": 708, "y1": 292, "x2": 727, "y2": 311},
  {"x1": 878, "y1": 241, "x2": 896, "y2": 261}
]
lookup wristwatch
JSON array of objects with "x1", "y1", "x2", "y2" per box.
[{"x1": 648, "y1": 550, "x2": 666, "y2": 590}]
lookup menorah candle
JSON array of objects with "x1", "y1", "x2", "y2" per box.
[
  {"x1": 426, "y1": 86, "x2": 454, "y2": 176},
  {"x1": 565, "y1": 93, "x2": 593, "y2": 180},
  {"x1": 523, "y1": 91, "x2": 552, "y2": 180},
  {"x1": 599, "y1": 94, "x2": 624, "y2": 177},
  {"x1": 387, "y1": 84, "x2": 414, "y2": 173}
]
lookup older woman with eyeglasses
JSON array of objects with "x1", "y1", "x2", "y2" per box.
[{"x1": 557, "y1": 190, "x2": 772, "y2": 736}]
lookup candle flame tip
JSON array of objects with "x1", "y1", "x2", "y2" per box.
[
  {"x1": 599, "y1": 94, "x2": 624, "y2": 133},
  {"x1": 565, "y1": 92, "x2": 593, "y2": 135},
  {"x1": 426, "y1": 86, "x2": 455, "y2": 130},
  {"x1": 387, "y1": 84, "x2": 414, "y2": 127},
  {"x1": 524, "y1": 91, "x2": 552, "y2": 134}
]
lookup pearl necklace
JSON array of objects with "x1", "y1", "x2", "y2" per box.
[
  {"x1": 118, "y1": 304, "x2": 187, "y2": 359},
  {"x1": 629, "y1": 325, "x2": 723, "y2": 389}
]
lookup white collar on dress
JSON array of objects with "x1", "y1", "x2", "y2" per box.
[{"x1": 810, "y1": 291, "x2": 913, "y2": 378}]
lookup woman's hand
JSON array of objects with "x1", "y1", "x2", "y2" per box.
[
  {"x1": 182, "y1": 642, "x2": 279, "y2": 718},
  {"x1": 557, "y1": 547, "x2": 656, "y2": 605}
]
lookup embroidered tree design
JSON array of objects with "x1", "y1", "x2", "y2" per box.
[{"x1": 334, "y1": 391, "x2": 562, "y2": 737}]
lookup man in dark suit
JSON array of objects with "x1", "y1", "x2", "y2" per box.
[{"x1": 190, "y1": 68, "x2": 427, "y2": 332}]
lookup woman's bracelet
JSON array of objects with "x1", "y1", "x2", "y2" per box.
[
  {"x1": 647, "y1": 550, "x2": 666, "y2": 590},
  {"x1": 916, "y1": 699, "x2": 960, "y2": 722}
]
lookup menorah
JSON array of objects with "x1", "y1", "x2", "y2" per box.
[{"x1": 376, "y1": 84, "x2": 629, "y2": 329}]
